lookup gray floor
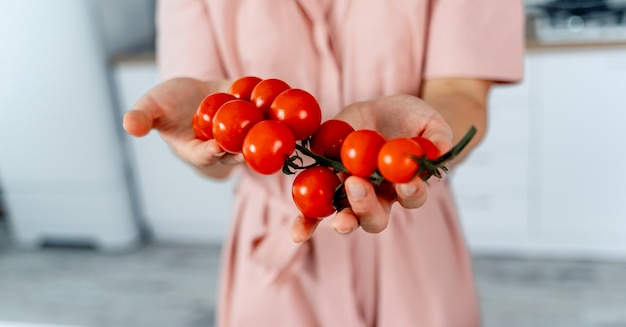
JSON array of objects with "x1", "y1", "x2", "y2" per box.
[
  {"x1": 0, "y1": 243, "x2": 220, "y2": 327},
  {"x1": 473, "y1": 256, "x2": 626, "y2": 327},
  {"x1": 1, "y1": 226, "x2": 626, "y2": 327}
]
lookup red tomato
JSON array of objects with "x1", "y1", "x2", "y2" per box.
[
  {"x1": 292, "y1": 166, "x2": 342, "y2": 219},
  {"x1": 250, "y1": 78, "x2": 291, "y2": 117},
  {"x1": 378, "y1": 138, "x2": 424, "y2": 183},
  {"x1": 340, "y1": 130, "x2": 387, "y2": 178},
  {"x1": 309, "y1": 119, "x2": 355, "y2": 161},
  {"x1": 192, "y1": 92, "x2": 237, "y2": 140},
  {"x1": 411, "y1": 136, "x2": 440, "y2": 160},
  {"x1": 212, "y1": 100, "x2": 265, "y2": 153},
  {"x1": 242, "y1": 120, "x2": 296, "y2": 175},
  {"x1": 192, "y1": 114, "x2": 212, "y2": 141},
  {"x1": 269, "y1": 88, "x2": 322, "y2": 140},
  {"x1": 229, "y1": 76, "x2": 262, "y2": 101}
]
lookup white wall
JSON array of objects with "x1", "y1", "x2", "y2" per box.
[{"x1": 0, "y1": 0, "x2": 140, "y2": 251}]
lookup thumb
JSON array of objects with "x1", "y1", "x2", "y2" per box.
[
  {"x1": 122, "y1": 89, "x2": 164, "y2": 137},
  {"x1": 123, "y1": 109, "x2": 155, "y2": 137},
  {"x1": 291, "y1": 215, "x2": 321, "y2": 243}
]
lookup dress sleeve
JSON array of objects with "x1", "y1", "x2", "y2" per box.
[
  {"x1": 423, "y1": 0, "x2": 524, "y2": 83},
  {"x1": 156, "y1": 0, "x2": 225, "y2": 81}
]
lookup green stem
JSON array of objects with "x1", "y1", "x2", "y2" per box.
[
  {"x1": 294, "y1": 144, "x2": 347, "y2": 173},
  {"x1": 286, "y1": 125, "x2": 477, "y2": 184},
  {"x1": 433, "y1": 125, "x2": 477, "y2": 165}
]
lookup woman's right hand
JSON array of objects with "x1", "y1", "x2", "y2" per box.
[{"x1": 122, "y1": 77, "x2": 243, "y2": 179}]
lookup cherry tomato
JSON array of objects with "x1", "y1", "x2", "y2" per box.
[
  {"x1": 242, "y1": 120, "x2": 296, "y2": 175},
  {"x1": 192, "y1": 92, "x2": 237, "y2": 140},
  {"x1": 292, "y1": 166, "x2": 342, "y2": 219},
  {"x1": 340, "y1": 130, "x2": 387, "y2": 178},
  {"x1": 378, "y1": 138, "x2": 424, "y2": 183},
  {"x1": 310, "y1": 119, "x2": 355, "y2": 161},
  {"x1": 250, "y1": 78, "x2": 291, "y2": 117},
  {"x1": 212, "y1": 99, "x2": 265, "y2": 153},
  {"x1": 192, "y1": 114, "x2": 212, "y2": 141},
  {"x1": 269, "y1": 88, "x2": 322, "y2": 140},
  {"x1": 411, "y1": 136, "x2": 440, "y2": 160},
  {"x1": 229, "y1": 76, "x2": 262, "y2": 101}
]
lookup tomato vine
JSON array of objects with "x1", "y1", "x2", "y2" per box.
[{"x1": 192, "y1": 76, "x2": 477, "y2": 220}]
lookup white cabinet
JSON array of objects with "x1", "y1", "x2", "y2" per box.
[
  {"x1": 537, "y1": 48, "x2": 626, "y2": 255},
  {"x1": 453, "y1": 47, "x2": 626, "y2": 259},
  {"x1": 0, "y1": 0, "x2": 140, "y2": 252}
]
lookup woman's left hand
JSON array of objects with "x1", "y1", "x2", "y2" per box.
[{"x1": 292, "y1": 94, "x2": 453, "y2": 242}]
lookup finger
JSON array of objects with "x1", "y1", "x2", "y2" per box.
[
  {"x1": 219, "y1": 153, "x2": 245, "y2": 166},
  {"x1": 331, "y1": 207, "x2": 360, "y2": 234},
  {"x1": 123, "y1": 89, "x2": 167, "y2": 137},
  {"x1": 123, "y1": 110, "x2": 154, "y2": 137},
  {"x1": 291, "y1": 215, "x2": 322, "y2": 243},
  {"x1": 395, "y1": 177, "x2": 428, "y2": 209},
  {"x1": 170, "y1": 135, "x2": 243, "y2": 168},
  {"x1": 171, "y1": 138, "x2": 230, "y2": 168},
  {"x1": 343, "y1": 176, "x2": 390, "y2": 233}
]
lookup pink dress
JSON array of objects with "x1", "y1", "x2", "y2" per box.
[{"x1": 156, "y1": 1, "x2": 523, "y2": 326}]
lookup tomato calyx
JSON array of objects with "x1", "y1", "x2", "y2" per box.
[
  {"x1": 332, "y1": 184, "x2": 349, "y2": 212},
  {"x1": 282, "y1": 155, "x2": 308, "y2": 175},
  {"x1": 283, "y1": 143, "x2": 348, "y2": 175}
]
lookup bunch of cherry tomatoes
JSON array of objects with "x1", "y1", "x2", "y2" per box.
[{"x1": 192, "y1": 76, "x2": 475, "y2": 220}]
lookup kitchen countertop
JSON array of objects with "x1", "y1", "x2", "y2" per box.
[
  {"x1": 526, "y1": 38, "x2": 626, "y2": 51},
  {"x1": 110, "y1": 36, "x2": 626, "y2": 64}
]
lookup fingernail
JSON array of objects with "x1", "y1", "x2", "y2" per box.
[
  {"x1": 213, "y1": 152, "x2": 226, "y2": 157},
  {"x1": 399, "y1": 184, "x2": 417, "y2": 196},
  {"x1": 332, "y1": 220, "x2": 355, "y2": 234},
  {"x1": 346, "y1": 183, "x2": 366, "y2": 199},
  {"x1": 335, "y1": 226, "x2": 353, "y2": 234}
]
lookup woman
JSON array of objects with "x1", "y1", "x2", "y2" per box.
[{"x1": 123, "y1": 1, "x2": 524, "y2": 326}]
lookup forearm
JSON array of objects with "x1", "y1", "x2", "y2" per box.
[
  {"x1": 420, "y1": 78, "x2": 491, "y2": 166},
  {"x1": 423, "y1": 93, "x2": 487, "y2": 165}
]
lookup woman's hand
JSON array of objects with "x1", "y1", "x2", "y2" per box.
[
  {"x1": 292, "y1": 94, "x2": 453, "y2": 243},
  {"x1": 122, "y1": 77, "x2": 242, "y2": 179}
]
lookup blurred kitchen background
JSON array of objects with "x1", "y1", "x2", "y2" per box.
[{"x1": 1, "y1": 0, "x2": 626, "y2": 326}]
